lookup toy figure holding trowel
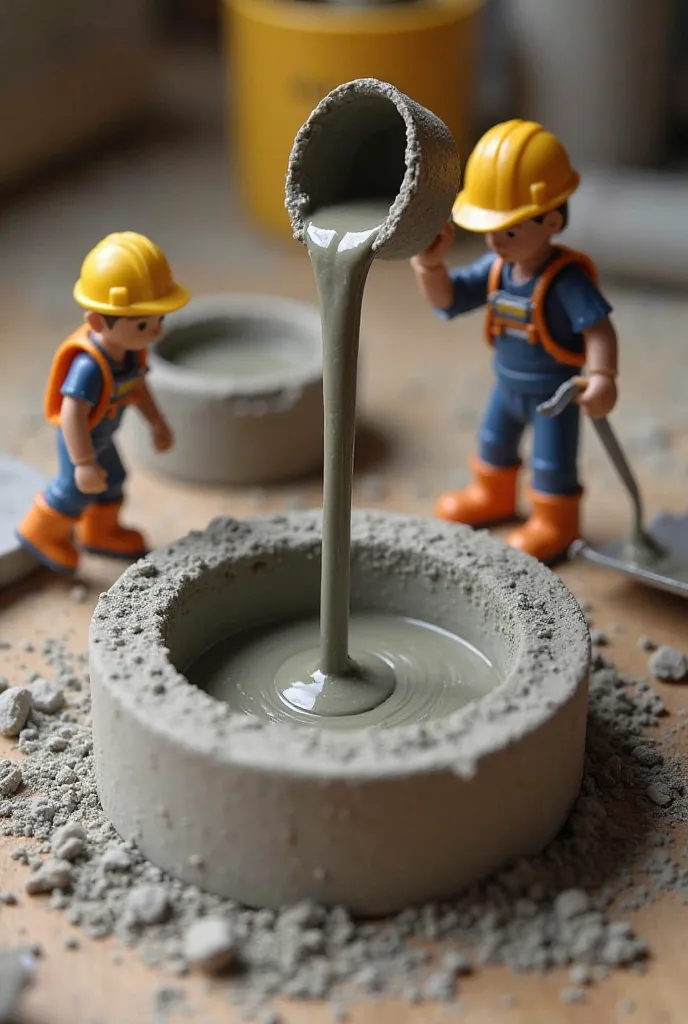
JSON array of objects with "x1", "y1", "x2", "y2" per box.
[{"x1": 411, "y1": 119, "x2": 618, "y2": 564}]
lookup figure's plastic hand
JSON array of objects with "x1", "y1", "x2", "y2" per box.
[
  {"x1": 411, "y1": 222, "x2": 454, "y2": 271},
  {"x1": 577, "y1": 374, "x2": 618, "y2": 419},
  {"x1": 152, "y1": 419, "x2": 174, "y2": 453},
  {"x1": 75, "y1": 462, "x2": 108, "y2": 495}
]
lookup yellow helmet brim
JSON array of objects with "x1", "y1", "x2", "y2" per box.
[
  {"x1": 73, "y1": 282, "x2": 191, "y2": 317},
  {"x1": 452, "y1": 179, "x2": 580, "y2": 233}
]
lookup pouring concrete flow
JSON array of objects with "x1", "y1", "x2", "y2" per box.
[{"x1": 89, "y1": 80, "x2": 591, "y2": 915}]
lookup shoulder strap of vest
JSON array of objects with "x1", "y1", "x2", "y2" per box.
[
  {"x1": 484, "y1": 256, "x2": 505, "y2": 345},
  {"x1": 530, "y1": 246, "x2": 599, "y2": 368},
  {"x1": 44, "y1": 326, "x2": 115, "y2": 429}
]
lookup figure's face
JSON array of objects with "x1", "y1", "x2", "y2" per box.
[
  {"x1": 486, "y1": 209, "x2": 563, "y2": 263},
  {"x1": 87, "y1": 313, "x2": 165, "y2": 350}
]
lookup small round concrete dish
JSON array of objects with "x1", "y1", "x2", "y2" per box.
[
  {"x1": 0, "y1": 457, "x2": 45, "y2": 588},
  {"x1": 90, "y1": 511, "x2": 590, "y2": 916},
  {"x1": 123, "y1": 295, "x2": 324, "y2": 486}
]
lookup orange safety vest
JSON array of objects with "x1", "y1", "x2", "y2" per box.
[
  {"x1": 44, "y1": 324, "x2": 147, "y2": 429},
  {"x1": 485, "y1": 245, "x2": 599, "y2": 368}
]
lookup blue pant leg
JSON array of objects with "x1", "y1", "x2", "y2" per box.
[
  {"x1": 530, "y1": 396, "x2": 580, "y2": 495},
  {"x1": 478, "y1": 381, "x2": 526, "y2": 469},
  {"x1": 43, "y1": 431, "x2": 92, "y2": 518},
  {"x1": 43, "y1": 433, "x2": 126, "y2": 515},
  {"x1": 92, "y1": 441, "x2": 126, "y2": 504}
]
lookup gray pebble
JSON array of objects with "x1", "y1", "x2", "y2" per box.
[
  {"x1": 126, "y1": 884, "x2": 171, "y2": 926},
  {"x1": 631, "y1": 744, "x2": 662, "y2": 767},
  {"x1": 30, "y1": 679, "x2": 65, "y2": 714},
  {"x1": 25, "y1": 859, "x2": 73, "y2": 894},
  {"x1": 183, "y1": 918, "x2": 236, "y2": 974},
  {"x1": 0, "y1": 760, "x2": 23, "y2": 797},
  {"x1": 0, "y1": 688, "x2": 31, "y2": 737},
  {"x1": 649, "y1": 645, "x2": 688, "y2": 682},
  {"x1": 645, "y1": 783, "x2": 673, "y2": 807}
]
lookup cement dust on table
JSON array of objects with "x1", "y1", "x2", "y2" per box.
[{"x1": 3, "y1": 632, "x2": 688, "y2": 1017}]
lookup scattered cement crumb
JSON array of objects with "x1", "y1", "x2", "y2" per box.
[
  {"x1": 501, "y1": 993, "x2": 517, "y2": 1009},
  {"x1": 183, "y1": 918, "x2": 236, "y2": 974},
  {"x1": 560, "y1": 987, "x2": 587, "y2": 1004},
  {"x1": 423, "y1": 969, "x2": 458, "y2": 1002},
  {"x1": 638, "y1": 636, "x2": 656, "y2": 652},
  {"x1": 0, "y1": 688, "x2": 31, "y2": 737},
  {"x1": 63, "y1": 935, "x2": 79, "y2": 950},
  {"x1": 126, "y1": 885, "x2": 171, "y2": 926},
  {"x1": 100, "y1": 847, "x2": 132, "y2": 872},
  {"x1": 29, "y1": 679, "x2": 65, "y2": 714},
  {"x1": 69, "y1": 585, "x2": 89, "y2": 604},
  {"x1": 589, "y1": 629, "x2": 608, "y2": 647},
  {"x1": 649, "y1": 645, "x2": 688, "y2": 683},
  {"x1": 0, "y1": 676, "x2": 8, "y2": 693},
  {"x1": 617, "y1": 997, "x2": 636, "y2": 1015},
  {"x1": 0, "y1": 760, "x2": 23, "y2": 797},
  {"x1": 51, "y1": 822, "x2": 87, "y2": 861},
  {"x1": 25, "y1": 860, "x2": 73, "y2": 895},
  {"x1": 568, "y1": 964, "x2": 591, "y2": 986},
  {"x1": 0, "y1": 637, "x2": 685, "y2": 1010}
]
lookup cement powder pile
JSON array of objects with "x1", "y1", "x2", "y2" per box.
[{"x1": 0, "y1": 631, "x2": 687, "y2": 1019}]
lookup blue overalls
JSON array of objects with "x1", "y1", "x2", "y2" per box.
[
  {"x1": 44, "y1": 339, "x2": 145, "y2": 517},
  {"x1": 437, "y1": 250, "x2": 612, "y2": 495}
]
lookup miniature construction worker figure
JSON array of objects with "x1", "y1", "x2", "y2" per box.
[
  {"x1": 16, "y1": 232, "x2": 189, "y2": 574},
  {"x1": 410, "y1": 120, "x2": 618, "y2": 563}
]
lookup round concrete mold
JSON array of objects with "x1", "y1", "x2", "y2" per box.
[
  {"x1": 90, "y1": 511, "x2": 590, "y2": 916},
  {"x1": 123, "y1": 295, "x2": 324, "y2": 486}
]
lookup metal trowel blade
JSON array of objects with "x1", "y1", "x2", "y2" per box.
[{"x1": 569, "y1": 512, "x2": 688, "y2": 598}]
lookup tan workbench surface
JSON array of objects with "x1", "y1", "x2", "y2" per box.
[{"x1": 1, "y1": 45, "x2": 687, "y2": 1024}]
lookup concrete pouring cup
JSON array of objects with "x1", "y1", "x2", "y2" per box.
[{"x1": 285, "y1": 77, "x2": 461, "y2": 261}]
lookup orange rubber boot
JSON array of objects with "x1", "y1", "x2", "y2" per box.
[
  {"x1": 75, "y1": 501, "x2": 147, "y2": 560},
  {"x1": 507, "y1": 489, "x2": 581, "y2": 564},
  {"x1": 16, "y1": 495, "x2": 79, "y2": 574},
  {"x1": 435, "y1": 456, "x2": 519, "y2": 526}
]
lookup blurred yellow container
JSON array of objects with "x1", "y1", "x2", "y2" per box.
[{"x1": 225, "y1": 0, "x2": 483, "y2": 235}]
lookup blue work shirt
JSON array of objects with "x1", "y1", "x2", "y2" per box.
[
  {"x1": 436, "y1": 251, "x2": 613, "y2": 394},
  {"x1": 60, "y1": 337, "x2": 144, "y2": 444}
]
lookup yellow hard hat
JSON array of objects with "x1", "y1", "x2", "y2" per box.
[
  {"x1": 452, "y1": 120, "x2": 580, "y2": 233},
  {"x1": 73, "y1": 232, "x2": 190, "y2": 316}
]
